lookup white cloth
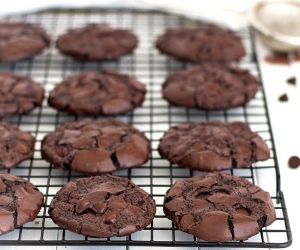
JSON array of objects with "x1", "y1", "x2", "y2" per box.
[{"x1": 0, "y1": 0, "x2": 258, "y2": 30}]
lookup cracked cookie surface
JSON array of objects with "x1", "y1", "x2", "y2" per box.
[
  {"x1": 0, "y1": 21, "x2": 50, "y2": 62},
  {"x1": 49, "y1": 175, "x2": 156, "y2": 238},
  {"x1": 0, "y1": 173, "x2": 44, "y2": 235},
  {"x1": 162, "y1": 63, "x2": 259, "y2": 110},
  {"x1": 41, "y1": 119, "x2": 150, "y2": 175},
  {"x1": 163, "y1": 173, "x2": 276, "y2": 241},
  {"x1": 48, "y1": 70, "x2": 146, "y2": 116},
  {"x1": 0, "y1": 73, "x2": 44, "y2": 117},
  {"x1": 56, "y1": 24, "x2": 137, "y2": 61},
  {"x1": 0, "y1": 122, "x2": 35, "y2": 169},
  {"x1": 156, "y1": 25, "x2": 245, "y2": 62},
  {"x1": 158, "y1": 121, "x2": 270, "y2": 171}
]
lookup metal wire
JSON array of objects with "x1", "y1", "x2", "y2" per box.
[{"x1": 0, "y1": 8, "x2": 292, "y2": 248}]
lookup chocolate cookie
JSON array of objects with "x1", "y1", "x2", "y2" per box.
[
  {"x1": 158, "y1": 122, "x2": 270, "y2": 171},
  {"x1": 0, "y1": 173, "x2": 44, "y2": 235},
  {"x1": 48, "y1": 70, "x2": 146, "y2": 116},
  {"x1": 156, "y1": 25, "x2": 245, "y2": 62},
  {"x1": 41, "y1": 119, "x2": 150, "y2": 175},
  {"x1": 0, "y1": 73, "x2": 44, "y2": 117},
  {"x1": 0, "y1": 21, "x2": 50, "y2": 62},
  {"x1": 163, "y1": 173, "x2": 276, "y2": 241},
  {"x1": 49, "y1": 175, "x2": 156, "y2": 238},
  {"x1": 0, "y1": 122, "x2": 35, "y2": 169},
  {"x1": 162, "y1": 63, "x2": 259, "y2": 110},
  {"x1": 56, "y1": 24, "x2": 138, "y2": 61}
]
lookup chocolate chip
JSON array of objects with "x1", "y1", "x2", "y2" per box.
[
  {"x1": 287, "y1": 77, "x2": 296, "y2": 85},
  {"x1": 278, "y1": 94, "x2": 288, "y2": 102},
  {"x1": 288, "y1": 156, "x2": 300, "y2": 169}
]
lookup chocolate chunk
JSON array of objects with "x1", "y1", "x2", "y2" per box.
[
  {"x1": 286, "y1": 77, "x2": 296, "y2": 85},
  {"x1": 0, "y1": 173, "x2": 44, "y2": 235},
  {"x1": 158, "y1": 121, "x2": 270, "y2": 171},
  {"x1": 0, "y1": 21, "x2": 50, "y2": 62},
  {"x1": 48, "y1": 70, "x2": 146, "y2": 116},
  {"x1": 288, "y1": 156, "x2": 300, "y2": 169},
  {"x1": 162, "y1": 63, "x2": 259, "y2": 110},
  {"x1": 56, "y1": 24, "x2": 138, "y2": 61},
  {"x1": 0, "y1": 122, "x2": 35, "y2": 169},
  {"x1": 0, "y1": 73, "x2": 44, "y2": 117},
  {"x1": 41, "y1": 119, "x2": 150, "y2": 175},
  {"x1": 278, "y1": 94, "x2": 288, "y2": 102},
  {"x1": 156, "y1": 25, "x2": 245, "y2": 62},
  {"x1": 49, "y1": 175, "x2": 156, "y2": 238},
  {"x1": 163, "y1": 173, "x2": 276, "y2": 241}
]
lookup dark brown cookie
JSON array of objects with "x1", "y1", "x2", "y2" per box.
[
  {"x1": 163, "y1": 173, "x2": 276, "y2": 241},
  {"x1": 49, "y1": 175, "x2": 156, "y2": 238},
  {"x1": 0, "y1": 122, "x2": 35, "y2": 169},
  {"x1": 0, "y1": 173, "x2": 44, "y2": 235},
  {"x1": 156, "y1": 25, "x2": 245, "y2": 62},
  {"x1": 48, "y1": 70, "x2": 146, "y2": 116},
  {"x1": 158, "y1": 122, "x2": 270, "y2": 171},
  {"x1": 162, "y1": 63, "x2": 259, "y2": 110},
  {"x1": 41, "y1": 119, "x2": 150, "y2": 175},
  {"x1": 56, "y1": 24, "x2": 138, "y2": 61},
  {"x1": 0, "y1": 73, "x2": 44, "y2": 117},
  {"x1": 0, "y1": 21, "x2": 50, "y2": 62}
]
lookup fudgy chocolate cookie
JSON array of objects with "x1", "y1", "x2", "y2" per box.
[
  {"x1": 158, "y1": 122, "x2": 270, "y2": 171},
  {"x1": 0, "y1": 21, "x2": 50, "y2": 62},
  {"x1": 156, "y1": 25, "x2": 245, "y2": 62},
  {"x1": 49, "y1": 175, "x2": 156, "y2": 238},
  {"x1": 164, "y1": 173, "x2": 276, "y2": 241},
  {"x1": 0, "y1": 73, "x2": 44, "y2": 117},
  {"x1": 41, "y1": 119, "x2": 150, "y2": 175},
  {"x1": 56, "y1": 24, "x2": 138, "y2": 61},
  {"x1": 0, "y1": 173, "x2": 44, "y2": 235},
  {"x1": 0, "y1": 122, "x2": 35, "y2": 169},
  {"x1": 48, "y1": 70, "x2": 146, "y2": 116},
  {"x1": 163, "y1": 63, "x2": 259, "y2": 110}
]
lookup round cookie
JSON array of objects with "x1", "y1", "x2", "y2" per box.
[
  {"x1": 163, "y1": 173, "x2": 276, "y2": 241},
  {"x1": 162, "y1": 63, "x2": 259, "y2": 110},
  {"x1": 41, "y1": 119, "x2": 150, "y2": 175},
  {"x1": 0, "y1": 21, "x2": 50, "y2": 62},
  {"x1": 156, "y1": 25, "x2": 245, "y2": 62},
  {"x1": 56, "y1": 24, "x2": 138, "y2": 61},
  {"x1": 49, "y1": 175, "x2": 156, "y2": 238},
  {"x1": 0, "y1": 173, "x2": 44, "y2": 235},
  {"x1": 158, "y1": 121, "x2": 270, "y2": 171},
  {"x1": 0, "y1": 73, "x2": 44, "y2": 117},
  {"x1": 48, "y1": 70, "x2": 146, "y2": 116},
  {"x1": 0, "y1": 122, "x2": 35, "y2": 168}
]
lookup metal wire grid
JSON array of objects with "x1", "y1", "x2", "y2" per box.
[{"x1": 0, "y1": 8, "x2": 292, "y2": 248}]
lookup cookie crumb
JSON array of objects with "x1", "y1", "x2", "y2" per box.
[
  {"x1": 278, "y1": 94, "x2": 288, "y2": 102},
  {"x1": 288, "y1": 156, "x2": 300, "y2": 169},
  {"x1": 287, "y1": 77, "x2": 296, "y2": 85}
]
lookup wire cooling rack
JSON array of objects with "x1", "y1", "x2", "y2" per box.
[{"x1": 0, "y1": 8, "x2": 292, "y2": 248}]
